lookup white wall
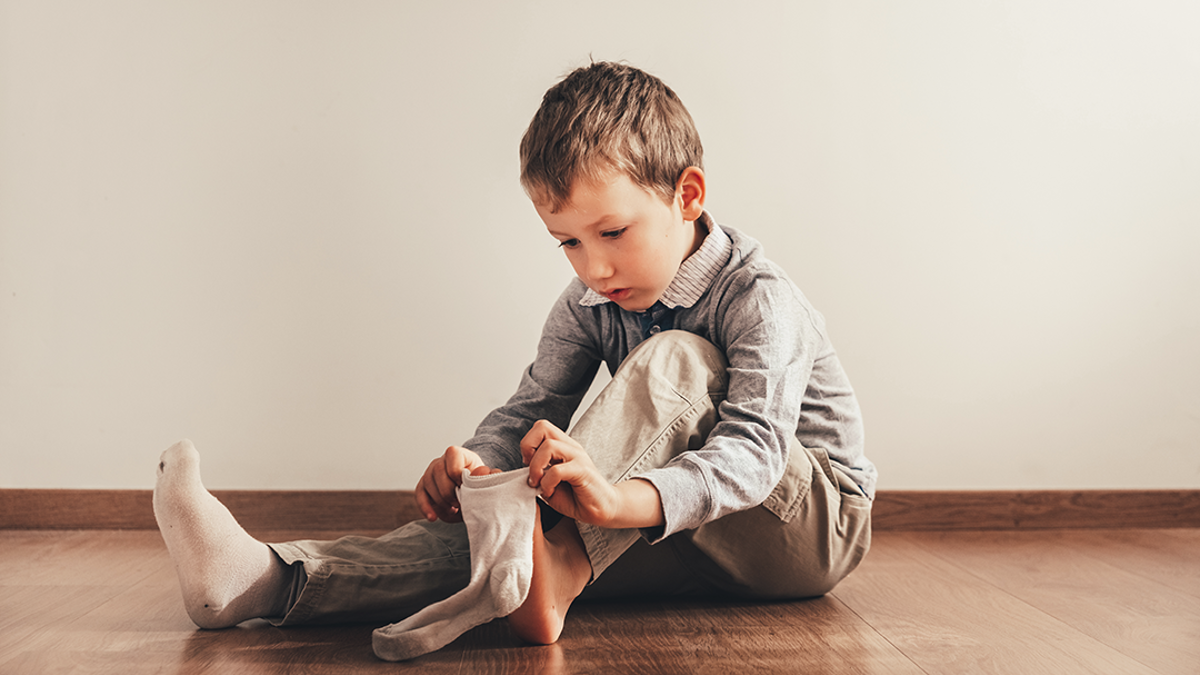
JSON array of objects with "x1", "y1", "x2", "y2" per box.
[{"x1": 2, "y1": 0, "x2": 1197, "y2": 491}]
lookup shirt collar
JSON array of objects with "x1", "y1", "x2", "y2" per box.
[{"x1": 579, "y1": 212, "x2": 731, "y2": 309}]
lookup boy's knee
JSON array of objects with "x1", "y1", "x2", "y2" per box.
[{"x1": 617, "y1": 331, "x2": 728, "y2": 396}]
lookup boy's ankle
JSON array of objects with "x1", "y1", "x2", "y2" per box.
[
  {"x1": 545, "y1": 518, "x2": 591, "y2": 584},
  {"x1": 508, "y1": 517, "x2": 591, "y2": 644}
]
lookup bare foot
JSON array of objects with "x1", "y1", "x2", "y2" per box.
[{"x1": 506, "y1": 513, "x2": 591, "y2": 644}]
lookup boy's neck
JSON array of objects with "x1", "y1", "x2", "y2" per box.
[{"x1": 685, "y1": 213, "x2": 709, "y2": 260}]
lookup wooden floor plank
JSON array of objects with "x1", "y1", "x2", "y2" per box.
[
  {"x1": 832, "y1": 531, "x2": 1162, "y2": 675},
  {"x1": 1, "y1": 585, "x2": 120, "y2": 652},
  {"x1": 910, "y1": 530, "x2": 1200, "y2": 675},
  {"x1": 3, "y1": 528, "x2": 1197, "y2": 674},
  {"x1": 1057, "y1": 528, "x2": 1200, "y2": 601},
  {"x1": 1, "y1": 530, "x2": 164, "y2": 587},
  {"x1": 552, "y1": 597, "x2": 924, "y2": 674}
]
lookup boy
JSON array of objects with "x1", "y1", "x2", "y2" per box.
[{"x1": 153, "y1": 61, "x2": 875, "y2": 659}]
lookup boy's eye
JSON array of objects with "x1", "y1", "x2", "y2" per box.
[
  {"x1": 558, "y1": 239, "x2": 580, "y2": 249},
  {"x1": 601, "y1": 228, "x2": 627, "y2": 240}
]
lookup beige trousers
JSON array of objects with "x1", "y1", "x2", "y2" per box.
[{"x1": 269, "y1": 331, "x2": 870, "y2": 624}]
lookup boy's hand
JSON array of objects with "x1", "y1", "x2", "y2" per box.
[
  {"x1": 416, "y1": 446, "x2": 488, "y2": 523},
  {"x1": 522, "y1": 420, "x2": 629, "y2": 528}
]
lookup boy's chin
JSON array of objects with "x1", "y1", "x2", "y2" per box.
[
  {"x1": 619, "y1": 300, "x2": 657, "y2": 313},
  {"x1": 595, "y1": 289, "x2": 644, "y2": 312},
  {"x1": 612, "y1": 295, "x2": 652, "y2": 312}
]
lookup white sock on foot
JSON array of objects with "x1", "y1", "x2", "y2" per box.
[
  {"x1": 372, "y1": 469, "x2": 539, "y2": 661},
  {"x1": 153, "y1": 439, "x2": 288, "y2": 628}
]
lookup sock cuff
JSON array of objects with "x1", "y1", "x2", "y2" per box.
[{"x1": 459, "y1": 468, "x2": 536, "y2": 492}]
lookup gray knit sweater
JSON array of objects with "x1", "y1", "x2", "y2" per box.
[{"x1": 464, "y1": 217, "x2": 874, "y2": 540}]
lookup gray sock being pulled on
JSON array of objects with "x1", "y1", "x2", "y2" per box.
[{"x1": 372, "y1": 469, "x2": 539, "y2": 661}]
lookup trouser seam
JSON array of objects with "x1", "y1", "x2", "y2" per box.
[
  {"x1": 579, "y1": 395, "x2": 719, "y2": 578},
  {"x1": 612, "y1": 392, "x2": 716, "y2": 484}
]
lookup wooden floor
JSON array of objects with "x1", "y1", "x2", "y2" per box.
[{"x1": 2, "y1": 527, "x2": 1198, "y2": 674}]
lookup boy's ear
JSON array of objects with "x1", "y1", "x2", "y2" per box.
[{"x1": 676, "y1": 166, "x2": 706, "y2": 221}]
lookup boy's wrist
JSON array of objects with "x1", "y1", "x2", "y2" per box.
[{"x1": 605, "y1": 479, "x2": 665, "y2": 530}]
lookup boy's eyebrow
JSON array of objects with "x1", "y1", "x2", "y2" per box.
[{"x1": 546, "y1": 214, "x2": 619, "y2": 238}]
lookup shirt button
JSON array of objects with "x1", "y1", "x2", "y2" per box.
[{"x1": 649, "y1": 325, "x2": 662, "y2": 335}]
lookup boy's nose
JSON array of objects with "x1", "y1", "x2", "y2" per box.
[{"x1": 586, "y1": 252, "x2": 614, "y2": 280}]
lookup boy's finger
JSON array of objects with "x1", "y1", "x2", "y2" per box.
[
  {"x1": 432, "y1": 467, "x2": 460, "y2": 510},
  {"x1": 444, "y1": 446, "x2": 469, "y2": 484},
  {"x1": 445, "y1": 445, "x2": 483, "y2": 485},
  {"x1": 525, "y1": 441, "x2": 554, "y2": 485},
  {"x1": 414, "y1": 487, "x2": 430, "y2": 520},
  {"x1": 538, "y1": 463, "x2": 564, "y2": 497},
  {"x1": 538, "y1": 464, "x2": 586, "y2": 513},
  {"x1": 420, "y1": 482, "x2": 464, "y2": 523},
  {"x1": 520, "y1": 420, "x2": 569, "y2": 464},
  {"x1": 420, "y1": 462, "x2": 454, "y2": 513},
  {"x1": 526, "y1": 441, "x2": 568, "y2": 487},
  {"x1": 520, "y1": 426, "x2": 547, "y2": 465},
  {"x1": 415, "y1": 486, "x2": 440, "y2": 522}
]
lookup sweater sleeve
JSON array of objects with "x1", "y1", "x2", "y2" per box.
[
  {"x1": 636, "y1": 264, "x2": 824, "y2": 541},
  {"x1": 462, "y1": 281, "x2": 602, "y2": 471}
]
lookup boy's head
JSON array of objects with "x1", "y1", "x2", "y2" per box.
[{"x1": 520, "y1": 61, "x2": 704, "y2": 213}]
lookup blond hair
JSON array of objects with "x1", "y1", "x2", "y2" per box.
[{"x1": 520, "y1": 61, "x2": 704, "y2": 212}]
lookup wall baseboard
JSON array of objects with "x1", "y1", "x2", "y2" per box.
[
  {"x1": 2, "y1": 488, "x2": 1198, "y2": 531},
  {"x1": 869, "y1": 490, "x2": 1200, "y2": 530},
  {"x1": 0, "y1": 489, "x2": 408, "y2": 532}
]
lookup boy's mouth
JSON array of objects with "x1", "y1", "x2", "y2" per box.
[{"x1": 603, "y1": 288, "x2": 632, "y2": 302}]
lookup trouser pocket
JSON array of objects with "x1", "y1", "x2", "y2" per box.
[{"x1": 760, "y1": 438, "x2": 814, "y2": 524}]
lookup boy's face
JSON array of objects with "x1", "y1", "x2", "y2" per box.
[{"x1": 536, "y1": 169, "x2": 705, "y2": 313}]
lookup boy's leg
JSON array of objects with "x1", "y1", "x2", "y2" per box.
[
  {"x1": 563, "y1": 330, "x2": 729, "y2": 578},
  {"x1": 268, "y1": 520, "x2": 471, "y2": 626},
  {"x1": 585, "y1": 441, "x2": 872, "y2": 601},
  {"x1": 506, "y1": 331, "x2": 727, "y2": 641},
  {"x1": 682, "y1": 440, "x2": 872, "y2": 599},
  {"x1": 154, "y1": 439, "x2": 472, "y2": 629},
  {"x1": 561, "y1": 331, "x2": 870, "y2": 600}
]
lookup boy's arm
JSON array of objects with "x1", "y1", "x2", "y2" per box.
[
  {"x1": 521, "y1": 419, "x2": 665, "y2": 529},
  {"x1": 415, "y1": 284, "x2": 601, "y2": 525},
  {"x1": 460, "y1": 281, "x2": 603, "y2": 472},
  {"x1": 637, "y1": 265, "x2": 859, "y2": 540}
]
